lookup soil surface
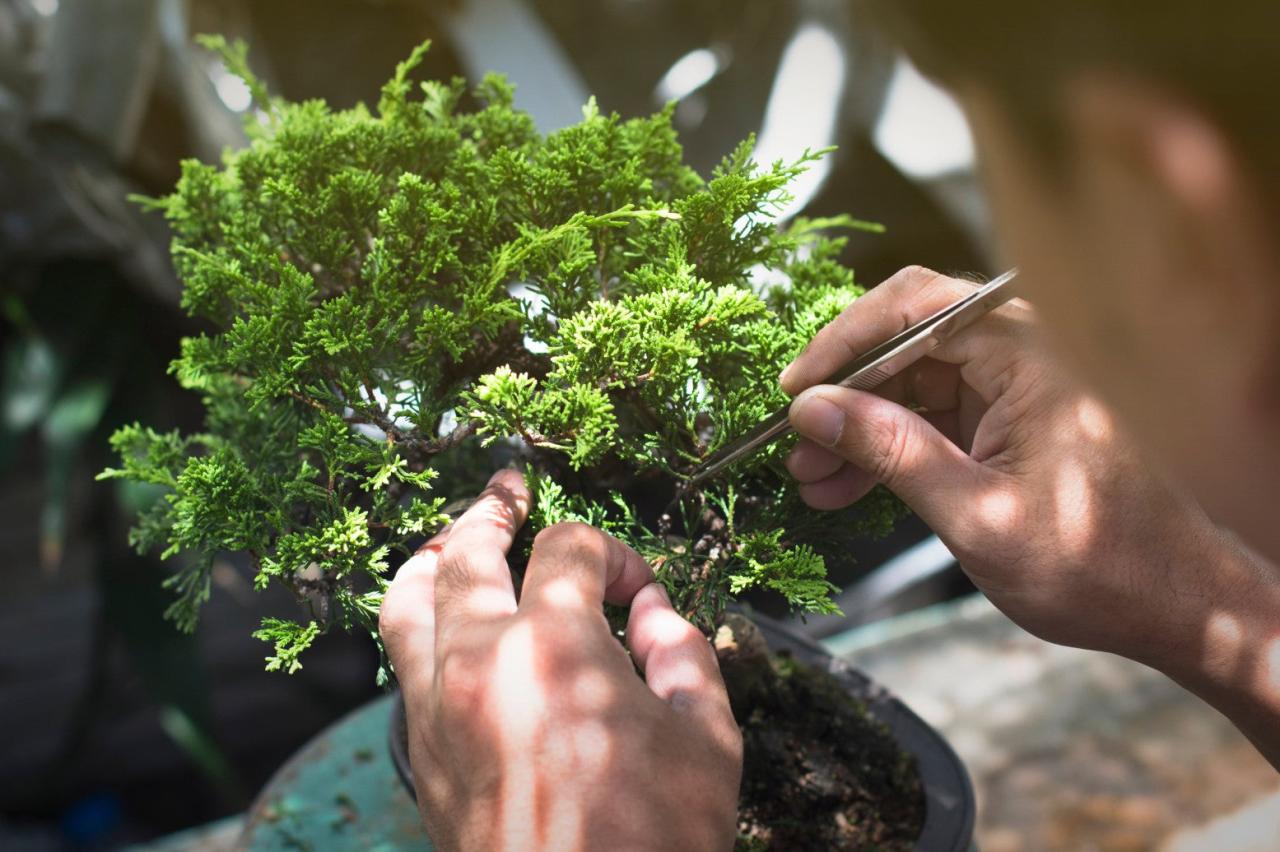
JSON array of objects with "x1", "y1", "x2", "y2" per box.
[{"x1": 718, "y1": 617, "x2": 925, "y2": 851}]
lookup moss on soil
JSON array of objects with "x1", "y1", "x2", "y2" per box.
[{"x1": 722, "y1": 631, "x2": 924, "y2": 850}]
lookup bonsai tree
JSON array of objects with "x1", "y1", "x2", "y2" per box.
[
  {"x1": 102, "y1": 38, "x2": 931, "y2": 849},
  {"x1": 99, "y1": 39, "x2": 906, "y2": 675},
  {"x1": 101, "y1": 37, "x2": 905, "y2": 678}
]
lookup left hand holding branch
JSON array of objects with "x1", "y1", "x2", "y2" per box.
[{"x1": 381, "y1": 469, "x2": 743, "y2": 852}]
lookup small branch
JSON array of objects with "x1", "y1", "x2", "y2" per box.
[
  {"x1": 377, "y1": 420, "x2": 480, "y2": 461},
  {"x1": 357, "y1": 404, "x2": 403, "y2": 442},
  {"x1": 596, "y1": 232, "x2": 610, "y2": 300},
  {"x1": 361, "y1": 376, "x2": 381, "y2": 409},
  {"x1": 287, "y1": 389, "x2": 332, "y2": 416},
  {"x1": 423, "y1": 421, "x2": 478, "y2": 454}
]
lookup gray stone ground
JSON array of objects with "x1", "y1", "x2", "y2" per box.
[{"x1": 834, "y1": 595, "x2": 1280, "y2": 851}]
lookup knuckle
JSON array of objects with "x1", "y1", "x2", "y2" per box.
[
  {"x1": 670, "y1": 617, "x2": 706, "y2": 650},
  {"x1": 865, "y1": 414, "x2": 915, "y2": 484},
  {"x1": 541, "y1": 520, "x2": 595, "y2": 542},
  {"x1": 899, "y1": 264, "x2": 940, "y2": 283},
  {"x1": 435, "y1": 648, "x2": 486, "y2": 710},
  {"x1": 378, "y1": 595, "x2": 408, "y2": 639},
  {"x1": 533, "y1": 521, "x2": 604, "y2": 557},
  {"x1": 537, "y1": 627, "x2": 587, "y2": 667},
  {"x1": 829, "y1": 303, "x2": 864, "y2": 339},
  {"x1": 654, "y1": 618, "x2": 716, "y2": 672},
  {"x1": 436, "y1": 547, "x2": 480, "y2": 591},
  {"x1": 724, "y1": 718, "x2": 745, "y2": 761},
  {"x1": 915, "y1": 271, "x2": 970, "y2": 308},
  {"x1": 892, "y1": 264, "x2": 943, "y2": 294},
  {"x1": 379, "y1": 580, "x2": 423, "y2": 647}
]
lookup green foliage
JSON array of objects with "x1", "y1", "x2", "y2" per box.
[
  {"x1": 103, "y1": 40, "x2": 905, "y2": 676},
  {"x1": 252, "y1": 618, "x2": 322, "y2": 674},
  {"x1": 731, "y1": 531, "x2": 839, "y2": 615}
]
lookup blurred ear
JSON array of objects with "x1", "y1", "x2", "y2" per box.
[{"x1": 1062, "y1": 76, "x2": 1280, "y2": 410}]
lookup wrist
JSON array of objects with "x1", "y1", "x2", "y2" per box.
[
  {"x1": 1136, "y1": 527, "x2": 1273, "y2": 672},
  {"x1": 1125, "y1": 524, "x2": 1280, "y2": 765}
]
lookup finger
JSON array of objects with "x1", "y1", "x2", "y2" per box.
[
  {"x1": 780, "y1": 266, "x2": 976, "y2": 396},
  {"x1": 787, "y1": 364, "x2": 964, "y2": 488},
  {"x1": 785, "y1": 438, "x2": 845, "y2": 484},
  {"x1": 902, "y1": 357, "x2": 965, "y2": 413},
  {"x1": 380, "y1": 525, "x2": 453, "y2": 688},
  {"x1": 519, "y1": 523, "x2": 654, "y2": 614},
  {"x1": 797, "y1": 463, "x2": 877, "y2": 511},
  {"x1": 931, "y1": 305, "x2": 1040, "y2": 411},
  {"x1": 789, "y1": 385, "x2": 997, "y2": 540},
  {"x1": 434, "y1": 469, "x2": 531, "y2": 630},
  {"x1": 627, "y1": 584, "x2": 736, "y2": 738}
]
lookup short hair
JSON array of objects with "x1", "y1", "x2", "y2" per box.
[{"x1": 862, "y1": 2, "x2": 1280, "y2": 193}]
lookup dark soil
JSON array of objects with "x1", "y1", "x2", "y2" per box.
[{"x1": 717, "y1": 617, "x2": 925, "y2": 851}]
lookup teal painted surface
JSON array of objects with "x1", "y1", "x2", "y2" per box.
[{"x1": 239, "y1": 695, "x2": 431, "y2": 851}]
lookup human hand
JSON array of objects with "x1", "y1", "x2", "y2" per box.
[
  {"x1": 380, "y1": 470, "x2": 742, "y2": 852},
  {"x1": 780, "y1": 266, "x2": 1229, "y2": 659}
]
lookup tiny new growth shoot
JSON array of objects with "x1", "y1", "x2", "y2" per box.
[{"x1": 100, "y1": 38, "x2": 905, "y2": 679}]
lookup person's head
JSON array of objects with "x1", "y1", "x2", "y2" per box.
[{"x1": 866, "y1": 2, "x2": 1280, "y2": 548}]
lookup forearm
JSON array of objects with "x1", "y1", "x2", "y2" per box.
[{"x1": 1126, "y1": 526, "x2": 1280, "y2": 770}]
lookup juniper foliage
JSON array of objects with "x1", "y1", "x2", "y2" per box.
[{"x1": 101, "y1": 39, "x2": 906, "y2": 677}]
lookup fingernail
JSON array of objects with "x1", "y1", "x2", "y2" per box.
[
  {"x1": 778, "y1": 361, "x2": 796, "y2": 389},
  {"x1": 791, "y1": 394, "x2": 845, "y2": 447}
]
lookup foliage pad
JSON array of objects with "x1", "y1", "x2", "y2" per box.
[{"x1": 101, "y1": 39, "x2": 905, "y2": 677}]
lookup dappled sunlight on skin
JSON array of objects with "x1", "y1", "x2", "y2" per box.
[
  {"x1": 1204, "y1": 612, "x2": 1245, "y2": 681},
  {"x1": 491, "y1": 621, "x2": 549, "y2": 737},
  {"x1": 470, "y1": 500, "x2": 517, "y2": 529},
  {"x1": 642, "y1": 599, "x2": 701, "y2": 645},
  {"x1": 779, "y1": 263, "x2": 1280, "y2": 774},
  {"x1": 1050, "y1": 463, "x2": 1097, "y2": 562},
  {"x1": 649, "y1": 656, "x2": 711, "y2": 708},
  {"x1": 1075, "y1": 396, "x2": 1115, "y2": 442},
  {"x1": 451, "y1": 586, "x2": 520, "y2": 619},
  {"x1": 492, "y1": 620, "x2": 547, "y2": 848},
  {"x1": 537, "y1": 577, "x2": 590, "y2": 610},
  {"x1": 655, "y1": 660, "x2": 706, "y2": 711},
  {"x1": 529, "y1": 660, "x2": 624, "y2": 850},
  {"x1": 1045, "y1": 397, "x2": 1118, "y2": 560},
  {"x1": 479, "y1": 481, "x2": 533, "y2": 532},
  {"x1": 568, "y1": 668, "x2": 618, "y2": 715},
  {"x1": 634, "y1": 606, "x2": 715, "y2": 707},
  {"x1": 383, "y1": 479, "x2": 743, "y2": 851},
  {"x1": 1171, "y1": 612, "x2": 1280, "y2": 770},
  {"x1": 543, "y1": 718, "x2": 615, "y2": 849},
  {"x1": 973, "y1": 487, "x2": 1024, "y2": 538}
]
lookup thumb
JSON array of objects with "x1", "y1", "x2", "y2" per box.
[{"x1": 789, "y1": 385, "x2": 990, "y2": 538}]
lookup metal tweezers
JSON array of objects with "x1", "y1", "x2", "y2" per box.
[{"x1": 688, "y1": 268, "x2": 1020, "y2": 484}]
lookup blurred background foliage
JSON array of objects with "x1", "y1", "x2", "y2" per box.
[{"x1": 0, "y1": 0, "x2": 986, "y2": 847}]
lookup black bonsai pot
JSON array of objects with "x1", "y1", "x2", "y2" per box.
[{"x1": 389, "y1": 612, "x2": 975, "y2": 851}]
